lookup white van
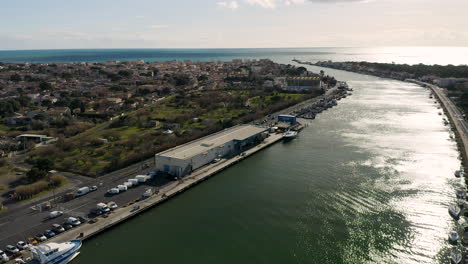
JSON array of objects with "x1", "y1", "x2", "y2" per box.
[
  {"x1": 136, "y1": 175, "x2": 149, "y2": 183},
  {"x1": 117, "y1": 185, "x2": 128, "y2": 192},
  {"x1": 49, "y1": 211, "x2": 63, "y2": 219},
  {"x1": 75, "y1": 187, "x2": 90, "y2": 197},
  {"x1": 128, "y1": 179, "x2": 139, "y2": 186},
  {"x1": 107, "y1": 188, "x2": 120, "y2": 195},
  {"x1": 124, "y1": 182, "x2": 133, "y2": 188}
]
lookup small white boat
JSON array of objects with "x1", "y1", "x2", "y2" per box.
[
  {"x1": 283, "y1": 131, "x2": 298, "y2": 140},
  {"x1": 30, "y1": 240, "x2": 81, "y2": 264},
  {"x1": 449, "y1": 231, "x2": 459, "y2": 243},
  {"x1": 451, "y1": 248, "x2": 462, "y2": 264},
  {"x1": 449, "y1": 204, "x2": 461, "y2": 220}
]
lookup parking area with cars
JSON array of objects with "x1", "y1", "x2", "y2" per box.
[{"x1": 0, "y1": 169, "x2": 170, "y2": 261}]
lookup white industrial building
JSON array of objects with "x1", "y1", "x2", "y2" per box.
[{"x1": 155, "y1": 125, "x2": 268, "y2": 177}]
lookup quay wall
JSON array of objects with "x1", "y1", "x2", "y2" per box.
[{"x1": 46, "y1": 133, "x2": 285, "y2": 244}]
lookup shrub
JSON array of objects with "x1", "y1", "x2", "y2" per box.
[
  {"x1": 15, "y1": 180, "x2": 49, "y2": 200},
  {"x1": 50, "y1": 174, "x2": 66, "y2": 187}
]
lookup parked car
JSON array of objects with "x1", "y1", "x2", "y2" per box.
[
  {"x1": 34, "y1": 234, "x2": 47, "y2": 242},
  {"x1": 108, "y1": 202, "x2": 118, "y2": 210},
  {"x1": 52, "y1": 224, "x2": 65, "y2": 233},
  {"x1": 107, "y1": 188, "x2": 119, "y2": 195},
  {"x1": 67, "y1": 217, "x2": 81, "y2": 226},
  {"x1": 5, "y1": 245, "x2": 19, "y2": 254},
  {"x1": 90, "y1": 208, "x2": 103, "y2": 216},
  {"x1": 0, "y1": 250, "x2": 9, "y2": 262},
  {"x1": 89, "y1": 186, "x2": 98, "y2": 192},
  {"x1": 62, "y1": 223, "x2": 73, "y2": 230},
  {"x1": 76, "y1": 216, "x2": 88, "y2": 224},
  {"x1": 48, "y1": 211, "x2": 63, "y2": 219},
  {"x1": 44, "y1": 230, "x2": 56, "y2": 238},
  {"x1": 26, "y1": 237, "x2": 38, "y2": 246},
  {"x1": 16, "y1": 241, "x2": 28, "y2": 250}
]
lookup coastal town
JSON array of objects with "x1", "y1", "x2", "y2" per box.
[{"x1": 0, "y1": 58, "x2": 351, "y2": 263}]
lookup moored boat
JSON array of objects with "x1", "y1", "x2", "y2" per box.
[
  {"x1": 449, "y1": 231, "x2": 459, "y2": 244},
  {"x1": 283, "y1": 131, "x2": 298, "y2": 140},
  {"x1": 30, "y1": 240, "x2": 81, "y2": 264},
  {"x1": 456, "y1": 189, "x2": 466, "y2": 200},
  {"x1": 451, "y1": 248, "x2": 462, "y2": 264},
  {"x1": 449, "y1": 204, "x2": 461, "y2": 220}
]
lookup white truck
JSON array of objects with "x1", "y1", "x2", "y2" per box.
[
  {"x1": 117, "y1": 185, "x2": 128, "y2": 192},
  {"x1": 136, "y1": 175, "x2": 149, "y2": 183},
  {"x1": 75, "y1": 187, "x2": 90, "y2": 197},
  {"x1": 128, "y1": 179, "x2": 139, "y2": 186},
  {"x1": 96, "y1": 203, "x2": 110, "y2": 213}
]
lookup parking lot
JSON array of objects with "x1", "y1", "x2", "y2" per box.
[{"x1": 0, "y1": 165, "x2": 173, "y2": 258}]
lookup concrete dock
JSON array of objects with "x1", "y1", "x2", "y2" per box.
[{"x1": 7, "y1": 133, "x2": 284, "y2": 263}]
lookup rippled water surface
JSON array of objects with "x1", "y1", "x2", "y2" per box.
[{"x1": 73, "y1": 65, "x2": 461, "y2": 264}]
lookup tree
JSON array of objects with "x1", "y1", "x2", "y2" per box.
[
  {"x1": 118, "y1": 70, "x2": 133, "y2": 77},
  {"x1": 41, "y1": 99, "x2": 53, "y2": 108},
  {"x1": 26, "y1": 167, "x2": 47, "y2": 182},
  {"x1": 33, "y1": 157, "x2": 54, "y2": 172},
  {"x1": 10, "y1": 73, "x2": 21, "y2": 82},
  {"x1": 39, "y1": 81, "x2": 52, "y2": 90}
]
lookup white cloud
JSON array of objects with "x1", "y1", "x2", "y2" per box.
[
  {"x1": 246, "y1": 0, "x2": 276, "y2": 8},
  {"x1": 217, "y1": 1, "x2": 239, "y2": 9},
  {"x1": 245, "y1": 0, "x2": 369, "y2": 8},
  {"x1": 246, "y1": 0, "x2": 308, "y2": 8},
  {"x1": 284, "y1": 0, "x2": 305, "y2": 5},
  {"x1": 149, "y1": 25, "x2": 168, "y2": 29}
]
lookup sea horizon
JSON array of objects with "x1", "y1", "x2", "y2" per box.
[{"x1": 1, "y1": 46, "x2": 467, "y2": 65}]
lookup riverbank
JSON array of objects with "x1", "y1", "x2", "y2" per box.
[
  {"x1": 308, "y1": 60, "x2": 468, "y2": 171},
  {"x1": 407, "y1": 79, "x2": 468, "y2": 171}
]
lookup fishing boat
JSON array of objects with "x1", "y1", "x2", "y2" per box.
[
  {"x1": 449, "y1": 231, "x2": 459, "y2": 244},
  {"x1": 283, "y1": 130, "x2": 298, "y2": 140},
  {"x1": 451, "y1": 248, "x2": 462, "y2": 264},
  {"x1": 449, "y1": 204, "x2": 461, "y2": 220},
  {"x1": 29, "y1": 240, "x2": 81, "y2": 264}
]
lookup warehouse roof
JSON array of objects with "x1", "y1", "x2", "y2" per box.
[{"x1": 157, "y1": 125, "x2": 267, "y2": 159}]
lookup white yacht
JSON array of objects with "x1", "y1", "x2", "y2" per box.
[
  {"x1": 283, "y1": 131, "x2": 298, "y2": 140},
  {"x1": 30, "y1": 240, "x2": 81, "y2": 264}
]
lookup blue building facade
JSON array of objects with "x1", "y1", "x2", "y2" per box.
[{"x1": 278, "y1": 115, "x2": 297, "y2": 124}]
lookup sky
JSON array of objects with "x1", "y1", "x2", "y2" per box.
[{"x1": 1, "y1": 0, "x2": 468, "y2": 50}]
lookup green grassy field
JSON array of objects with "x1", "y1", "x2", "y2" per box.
[{"x1": 28, "y1": 89, "x2": 311, "y2": 176}]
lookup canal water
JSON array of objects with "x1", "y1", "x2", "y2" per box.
[{"x1": 74, "y1": 65, "x2": 461, "y2": 264}]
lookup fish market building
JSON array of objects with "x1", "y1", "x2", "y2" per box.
[{"x1": 154, "y1": 125, "x2": 268, "y2": 177}]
